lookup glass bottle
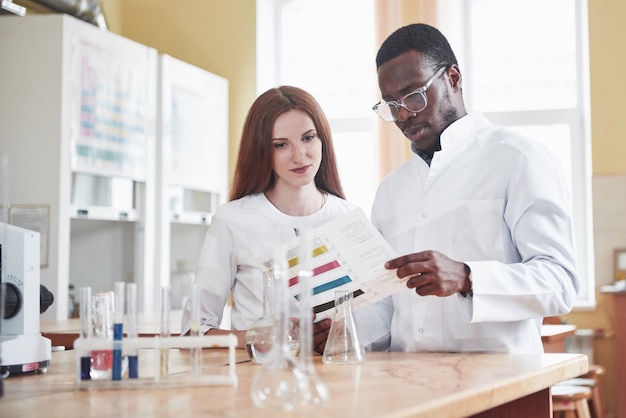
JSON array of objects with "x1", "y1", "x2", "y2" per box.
[{"x1": 322, "y1": 289, "x2": 365, "y2": 364}]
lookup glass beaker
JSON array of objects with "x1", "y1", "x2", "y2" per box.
[
  {"x1": 322, "y1": 290, "x2": 365, "y2": 364},
  {"x1": 245, "y1": 270, "x2": 299, "y2": 364}
]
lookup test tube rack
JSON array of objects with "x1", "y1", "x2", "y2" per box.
[{"x1": 73, "y1": 334, "x2": 238, "y2": 390}]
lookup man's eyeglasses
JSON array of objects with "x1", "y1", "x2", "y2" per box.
[{"x1": 372, "y1": 66, "x2": 447, "y2": 122}]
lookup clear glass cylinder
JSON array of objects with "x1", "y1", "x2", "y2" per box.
[
  {"x1": 297, "y1": 229, "x2": 329, "y2": 405},
  {"x1": 250, "y1": 244, "x2": 309, "y2": 411},
  {"x1": 245, "y1": 271, "x2": 274, "y2": 364},
  {"x1": 322, "y1": 290, "x2": 365, "y2": 364},
  {"x1": 245, "y1": 271, "x2": 299, "y2": 364}
]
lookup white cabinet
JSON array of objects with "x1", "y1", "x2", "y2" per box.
[
  {"x1": 155, "y1": 55, "x2": 228, "y2": 308},
  {"x1": 0, "y1": 14, "x2": 157, "y2": 319},
  {"x1": 0, "y1": 15, "x2": 230, "y2": 320}
]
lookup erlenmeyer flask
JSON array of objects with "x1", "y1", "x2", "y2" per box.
[
  {"x1": 322, "y1": 290, "x2": 365, "y2": 364},
  {"x1": 250, "y1": 244, "x2": 310, "y2": 411}
]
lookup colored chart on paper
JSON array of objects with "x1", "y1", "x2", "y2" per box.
[{"x1": 258, "y1": 208, "x2": 405, "y2": 320}]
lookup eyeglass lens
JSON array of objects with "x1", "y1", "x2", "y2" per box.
[{"x1": 376, "y1": 91, "x2": 426, "y2": 121}]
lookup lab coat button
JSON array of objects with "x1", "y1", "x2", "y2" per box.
[{"x1": 422, "y1": 213, "x2": 428, "y2": 218}]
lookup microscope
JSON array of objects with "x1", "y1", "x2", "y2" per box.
[{"x1": 0, "y1": 222, "x2": 54, "y2": 377}]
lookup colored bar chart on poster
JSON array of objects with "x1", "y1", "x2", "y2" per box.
[{"x1": 258, "y1": 208, "x2": 406, "y2": 320}]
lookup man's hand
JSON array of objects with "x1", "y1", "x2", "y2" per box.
[
  {"x1": 385, "y1": 250, "x2": 470, "y2": 296},
  {"x1": 312, "y1": 317, "x2": 332, "y2": 354}
]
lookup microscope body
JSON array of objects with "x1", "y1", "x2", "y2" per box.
[{"x1": 1, "y1": 222, "x2": 52, "y2": 375}]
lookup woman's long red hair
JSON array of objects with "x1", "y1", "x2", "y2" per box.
[{"x1": 229, "y1": 85, "x2": 346, "y2": 201}]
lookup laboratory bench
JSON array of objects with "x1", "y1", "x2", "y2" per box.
[{"x1": 0, "y1": 347, "x2": 587, "y2": 417}]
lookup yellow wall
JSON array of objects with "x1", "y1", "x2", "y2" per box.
[
  {"x1": 102, "y1": 0, "x2": 256, "y2": 183},
  {"x1": 566, "y1": 2, "x2": 626, "y2": 416},
  {"x1": 589, "y1": 0, "x2": 626, "y2": 176}
]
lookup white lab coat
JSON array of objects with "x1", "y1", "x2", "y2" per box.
[{"x1": 357, "y1": 112, "x2": 579, "y2": 353}]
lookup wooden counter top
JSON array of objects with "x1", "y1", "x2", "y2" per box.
[{"x1": 0, "y1": 348, "x2": 587, "y2": 417}]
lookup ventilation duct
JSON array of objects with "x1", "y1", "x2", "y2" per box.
[
  {"x1": 28, "y1": 0, "x2": 107, "y2": 29},
  {"x1": 1, "y1": 0, "x2": 26, "y2": 16}
]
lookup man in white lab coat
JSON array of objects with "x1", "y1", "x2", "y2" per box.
[{"x1": 355, "y1": 23, "x2": 579, "y2": 353}]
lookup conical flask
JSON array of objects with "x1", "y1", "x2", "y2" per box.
[
  {"x1": 250, "y1": 244, "x2": 310, "y2": 411},
  {"x1": 322, "y1": 290, "x2": 365, "y2": 364}
]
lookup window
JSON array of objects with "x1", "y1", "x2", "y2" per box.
[
  {"x1": 256, "y1": 0, "x2": 378, "y2": 216},
  {"x1": 439, "y1": 0, "x2": 595, "y2": 308},
  {"x1": 258, "y1": 0, "x2": 595, "y2": 308}
]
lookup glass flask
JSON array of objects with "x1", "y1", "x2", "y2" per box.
[
  {"x1": 250, "y1": 244, "x2": 310, "y2": 411},
  {"x1": 322, "y1": 290, "x2": 365, "y2": 364},
  {"x1": 245, "y1": 270, "x2": 299, "y2": 364}
]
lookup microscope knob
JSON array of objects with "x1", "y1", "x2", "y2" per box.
[
  {"x1": 39, "y1": 284, "x2": 54, "y2": 314},
  {"x1": 2, "y1": 282, "x2": 21, "y2": 319}
]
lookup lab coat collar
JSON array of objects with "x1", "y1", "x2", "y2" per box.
[
  {"x1": 409, "y1": 112, "x2": 491, "y2": 165},
  {"x1": 439, "y1": 112, "x2": 492, "y2": 152}
]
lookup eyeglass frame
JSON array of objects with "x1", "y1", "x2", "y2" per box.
[{"x1": 372, "y1": 66, "x2": 448, "y2": 122}]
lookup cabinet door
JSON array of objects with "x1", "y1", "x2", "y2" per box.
[
  {"x1": 155, "y1": 54, "x2": 229, "y2": 295},
  {"x1": 159, "y1": 54, "x2": 228, "y2": 202}
]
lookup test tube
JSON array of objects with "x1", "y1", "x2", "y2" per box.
[
  {"x1": 190, "y1": 284, "x2": 202, "y2": 376},
  {"x1": 126, "y1": 283, "x2": 139, "y2": 378},
  {"x1": 112, "y1": 282, "x2": 125, "y2": 380},
  {"x1": 90, "y1": 291, "x2": 114, "y2": 379},
  {"x1": 160, "y1": 286, "x2": 171, "y2": 380},
  {"x1": 79, "y1": 286, "x2": 92, "y2": 380}
]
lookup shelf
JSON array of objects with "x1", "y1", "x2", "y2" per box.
[
  {"x1": 170, "y1": 211, "x2": 213, "y2": 225},
  {"x1": 70, "y1": 205, "x2": 138, "y2": 222}
]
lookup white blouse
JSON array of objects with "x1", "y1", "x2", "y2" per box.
[{"x1": 180, "y1": 192, "x2": 357, "y2": 335}]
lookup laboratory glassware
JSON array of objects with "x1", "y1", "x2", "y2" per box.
[
  {"x1": 322, "y1": 289, "x2": 365, "y2": 364},
  {"x1": 250, "y1": 244, "x2": 310, "y2": 411}
]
